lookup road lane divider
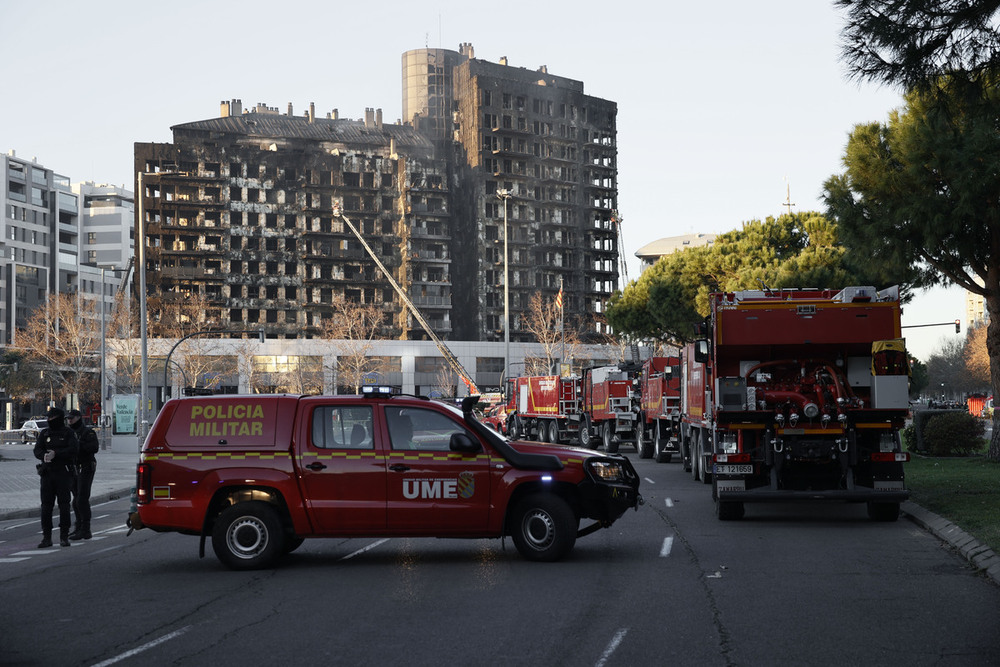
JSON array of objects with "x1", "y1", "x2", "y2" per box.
[
  {"x1": 660, "y1": 536, "x2": 674, "y2": 557},
  {"x1": 595, "y1": 628, "x2": 628, "y2": 667},
  {"x1": 341, "y1": 538, "x2": 389, "y2": 561}
]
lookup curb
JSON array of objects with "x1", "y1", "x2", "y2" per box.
[
  {"x1": 901, "y1": 501, "x2": 1000, "y2": 587},
  {"x1": 0, "y1": 487, "x2": 133, "y2": 522}
]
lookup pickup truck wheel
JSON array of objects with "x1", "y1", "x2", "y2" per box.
[
  {"x1": 636, "y1": 423, "x2": 652, "y2": 459},
  {"x1": 548, "y1": 420, "x2": 560, "y2": 444},
  {"x1": 212, "y1": 502, "x2": 284, "y2": 570},
  {"x1": 603, "y1": 422, "x2": 618, "y2": 454},
  {"x1": 510, "y1": 494, "x2": 577, "y2": 562},
  {"x1": 867, "y1": 501, "x2": 900, "y2": 522},
  {"x1": 578, "y1": 417, "x2": 592, "y2": 448}
]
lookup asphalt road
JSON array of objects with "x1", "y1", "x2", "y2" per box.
[{"x1": 2, "y1": 455, "x2": 998, "y2": 667}]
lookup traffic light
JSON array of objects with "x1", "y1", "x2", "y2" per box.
[{"x1": 955, "y1": 319, "x2": 961, "y2": 333}]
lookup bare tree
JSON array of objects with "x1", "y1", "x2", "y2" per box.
[
  {"x1": 253, "y1": 355, "x2": 323, "y2": 394},
  {"x1": 521, "y1": 291, "x2": 581, "y2": 376},
  {"x1": 106, "y1": 289, "x2": 141, "y2": 394},
  {"x1": 321, "y1": 297, "x2": 387, "y2": 393},
  {"x1": 16, "y1": 292, "x2": 101, "y2": 408}
]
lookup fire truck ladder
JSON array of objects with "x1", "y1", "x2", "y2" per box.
[{"x1": 333, "y1": 203, "x2": 478, "y2": 395}]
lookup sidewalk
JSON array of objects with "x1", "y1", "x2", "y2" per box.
[{"x1": 0, "y1": 441, "x2": 139, "y2": 520}]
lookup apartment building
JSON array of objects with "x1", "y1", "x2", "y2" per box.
[
  {"x1": 135, "y1": 102, "x2": 454, "y2": 340},
  {"x1": 135, "y1": 44, "x2": 619, "y2": 343},
  {"x1": 405, "y1": 43, "x2": 620, "y2": 339}
]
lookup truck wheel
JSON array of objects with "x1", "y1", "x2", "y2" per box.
[
  {"x1": 867, "y1": 502, "x2": 900, "y2": 522},
  {"x1": 537, "y1": 421, "x2": 548, "y2": 442},
  {"x1": 700, "y1": 432, "x2": 713, "y2": 485},
  {"x1": 578, "y1": 417, "x2": 592, "y2": 448},
  {"x1": 510, "y1": 494, "x2": 577, "y2": 562},
  {"x1": 636, "y1": 423, "x2": 653, "y2": 459},
  {"x1": 716, "y1": 499, "x2": 745, "y2": 521},
  {"x1": 603, "y1": 422, "x2": 618, "y2": 453},
  {"x1": 212, "y1": 502, "x2": 284, "y2": 570},
  {"x1": 548, "y1": 420, "x2": 560, "y2": 444},
  {"x1": 508, "y1": 417, "x2": 522, "y2": 441},
  {"x1": 691, "y1": 431, "x2": 702, "y2": 481},
  {"x1": 681, "y1": 429, "x2": 692, "y2": 472}
]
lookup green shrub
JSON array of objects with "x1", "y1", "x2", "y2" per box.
[
  {"x1": 921, "y1": 412, "x2": 985, "y2": 456},
  {"x1": 901, "y1": 423, "x2": 917, "y2": 452}
]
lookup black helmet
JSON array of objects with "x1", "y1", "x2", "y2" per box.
[
  {"x1": 46, "y1": 407, "x2": 66, "y2": 420},
  {"x1": 67, "y1": 409, "x2": 83, "y2": 419}
]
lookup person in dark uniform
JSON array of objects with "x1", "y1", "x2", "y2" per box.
[
  {"x1": 67, "y1": 409, "x2": 99, "y2": 540},
  {"x1": 33, "y1": 407, "x2": 79, "y2": 548}
]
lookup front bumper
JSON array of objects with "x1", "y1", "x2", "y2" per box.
[
  {"x1": 578, "y1": 456, "x2": 642, "y2": 522},
  {"x1": 715, "y1": 482, "x2": 910, "y2": 504}
]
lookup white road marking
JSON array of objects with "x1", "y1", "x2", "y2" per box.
[
  {"x1": 13, "y1": 549, "x2": 61, "y2": 556},
  {"x1": 341, "y1": 538, "x2": 389, "y2": 561},
  {"x1": 1, "y1": 521, "x2": 37, "y2": 532},
  {"x1": 659, "y1": 536, "x2": 674, "y2": 557},
  {"x1": 664, "y1": 498, "x2": 674, "y2": 508},
  {"x1": 644, "y1": 477, "x2": 655, "y2": 484},
  {"x1": 91, "y1": 625, "x2": 191, "y2": 667},
  {"x1": 595, "y1": 628, "x2": 628, "y2": 667},
  {"x1": 0, "y1": 558, "x2": 29, "y2": 563}
]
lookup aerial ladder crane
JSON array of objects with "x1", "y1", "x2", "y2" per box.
[{"x1": 332, "y1": 201, "x2": 479, "y2": 395}]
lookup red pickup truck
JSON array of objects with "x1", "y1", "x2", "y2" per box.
[{"x1": 130, "y1": 390, "x2": 642, "y2": 569}]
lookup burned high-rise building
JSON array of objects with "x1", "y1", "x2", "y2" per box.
[
  {"x1": 135, "y1": 44, "x2": 618, "y2": 342},
  {"x1": 135, "y1": 103, "x2": 456, "y2": 339}
]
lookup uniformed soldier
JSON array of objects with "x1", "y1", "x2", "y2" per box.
[
  {"x1": 67, "y1": 409, "x2": 99, "y2": 540},
  {"x1": 33, "y1": 407, "x2": 79, "y2": 548}
]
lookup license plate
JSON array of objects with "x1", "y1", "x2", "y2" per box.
[{"x1": 715, "y1": 464, "x2": 752, "y2": 475}]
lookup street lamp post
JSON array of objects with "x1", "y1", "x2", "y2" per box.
[
  {"x1": 100, "y1": 268, "x2": 108, "y2": 449},
  {"x1": 137, "y1": 171, "x2": 149, "y2": 452},
  {"x1": 496, "y1": 189, "x2": 511, "y2": 385},
  {"x1": 99, "y1": 265, "x2": 123, "y2": 450}
]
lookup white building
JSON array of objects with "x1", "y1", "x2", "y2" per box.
[{"x1": 635, "y1": 233, "x2": 716, "y2": 272}]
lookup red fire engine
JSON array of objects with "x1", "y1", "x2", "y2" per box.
[
  {"x1": 578, "y1": 366, "x2": 639, "y2": 453},
  {"x1": 504, "y1": 375, "x2": 583, "y2": 444},
  {"x1": 681, "y1": 286, "x2": 911, "y2": 521},
  {"x1": 636, "y1": 356, "x2": 682, "y2": 462}
]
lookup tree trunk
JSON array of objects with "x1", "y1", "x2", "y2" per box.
[{"x1": 987, "y1": 292, "x2": 1000, "y2": 461}]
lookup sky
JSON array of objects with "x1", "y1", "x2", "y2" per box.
[{"x1": 0, "y1": 0, "x2": 967, "y2": 360}]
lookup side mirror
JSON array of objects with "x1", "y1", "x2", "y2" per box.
[
  {"x1": 450, "y1": 432, "x2": 481, "y2": 454},
  {"x1": 693, "y1": 339, "x2": 710, "y2": 364}
]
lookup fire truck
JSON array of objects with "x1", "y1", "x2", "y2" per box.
[
  {"x1": 680, "y1": 286, "x2": 911, "y2": 521},
  {"x1": 578, "y1": 366, "x2": 639, "y2": 453},
  {"x1": 504, "y1": 375, "x2": 583, "y2": 444},
  {"x1": 636, "y1": 356, "x2": 682, "y2": 462}
]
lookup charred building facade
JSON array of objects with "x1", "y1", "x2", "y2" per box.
[
  {"x1": 406, "y1": 44, "x2": 620, "y2": 340},
  {"x1": 136, "y1": 44, "x2": 618, "y2": 342},
  {"x1": 135, "y1": 103, "x2": 458, "y2": 339}
]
